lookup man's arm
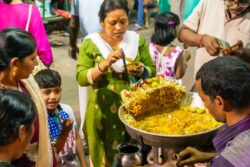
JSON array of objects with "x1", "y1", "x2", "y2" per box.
[
  {"x1": 69, "y1": 15, "x2": 80, "y2": 59},
  {"x1": 176, "y1": 147, "x2": 216, "y2": 167},
  {"x1": 179, "y1": 26, "x2": 201, "y2": 47},
  {"x1": 179, "y1": 26, "x2": 220, "y2": 56}
]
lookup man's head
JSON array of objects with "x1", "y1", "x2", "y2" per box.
[
  {"x1": 225, "y1": 0, "x2": 249, "y2": 16},
  {"x1": 34, "y1": 69, "x2": 62, "y2": 112},
  {"x1": 195, "y1": 56, "x2": 250, "y2": 123}
]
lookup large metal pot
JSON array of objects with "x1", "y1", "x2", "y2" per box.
[
  {"x1": 119, "y1": 92, "x2": 222, "y2": 165},
  {"x1": 119, "y1": 106, "x2": 221, "y2": 149},
  {"x1": 119, "y1": 106, "x2": 221, "y2": 165}
]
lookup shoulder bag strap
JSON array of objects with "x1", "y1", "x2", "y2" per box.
[{"x1": 25, "y1": 5, "x2": 33, "y2": 31}]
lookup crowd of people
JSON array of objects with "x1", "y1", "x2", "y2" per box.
[{"x1": 0, "y1": 0, "x2": 249, "y2": 167}]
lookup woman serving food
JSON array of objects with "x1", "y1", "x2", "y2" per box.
[{"x1": 76, "y1": 0, "x2": 156, "y2": 166}]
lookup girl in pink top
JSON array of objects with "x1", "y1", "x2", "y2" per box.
[
  {"x1": 0, "y1": 0, "x2": 53, "y2": 66},
  {"x1": 149, "y1": 12, "x2": 190, "y2": 80}
]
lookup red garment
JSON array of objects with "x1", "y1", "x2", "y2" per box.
[
  {"x1": 12, "y1": 115, "x2": 39, "y2": 167},
  {"x1": 12, "y1": 81, "x2": 57, "y2": 167}
]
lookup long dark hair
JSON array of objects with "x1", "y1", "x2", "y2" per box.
[
  {"x1": 0, "y1": 89, "x2": 36, "y2": 146},
  {"x1": 151, "y1": 12, "x2": 180, "y2": 46},
  {"x1": 98, "y1": 0, "x2": 129, "y2": 22},
  {"x1": 0, "y1": 28, "x2": 36, "y2": 71}
]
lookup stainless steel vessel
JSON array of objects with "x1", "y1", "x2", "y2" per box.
[
  {"x1": 117, "y1": 143, "x2": 142, "y2": 167},
  {"x1": 118, "y1": 105, "x2": 222, "y2": 164},
  {"x1": 119, "y1": 106, "x2": 220, "y2": 148}
]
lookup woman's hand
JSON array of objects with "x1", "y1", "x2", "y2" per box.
[
  {"x1": 176, "y1": 147, "x2": 215, "y2": 167},
  {"x1": 105, "y1": 49, "x2": 123, "y2": 66},
  {"x1": 97, "y1": 49, "x2": 123, "y2": 73},
  {"x1": 98, "y1": 49, "x2": 122, "y2": 73},
  {"x1": 202, "y1": 35, "x2": 220, "y2": 56}
]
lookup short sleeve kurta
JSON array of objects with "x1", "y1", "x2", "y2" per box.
[{"x1": 183, "y1": 0, "x2": 250, "y2": 76}]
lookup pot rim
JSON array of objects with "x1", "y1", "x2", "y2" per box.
[
  {"x1": 117, "y1": 142, "x2": 142, "y2": 154},
  {"x1": 119, "y1": 106, "x2": 223, "y2": 138}
]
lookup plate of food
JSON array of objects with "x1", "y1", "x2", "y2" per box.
[{"x1": 125, "y1": 57, "x2": 144, "y2": 73}]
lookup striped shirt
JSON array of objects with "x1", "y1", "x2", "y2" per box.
[{"x1": 211, "y1": 117, "x2": 250, "y2": 167}]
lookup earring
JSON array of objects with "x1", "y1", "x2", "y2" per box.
[{"x1": 11, "y1": 67, "x2": 17, "y2": 77}]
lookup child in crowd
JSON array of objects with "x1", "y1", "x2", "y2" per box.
[
  {"x1": 34, "y1": 69, "x2": 86, "y2": 167},
  {"x1": 149, "y1": 12, "x2": 191, "y2": 80},
  {"x1": 0, "y1": 89, "x2": 36, "y2": 167}
]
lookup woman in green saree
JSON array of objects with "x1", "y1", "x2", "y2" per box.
[{"x1": 76, "y1": 0, "x2": 156, "y2": 166}]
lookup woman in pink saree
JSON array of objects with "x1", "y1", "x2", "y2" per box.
[{"x1": 0, "y1": 0, "x2": 53, "y2": 67}]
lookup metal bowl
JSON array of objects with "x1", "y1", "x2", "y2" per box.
[{"x1": 119, "y1": 93, "x2": 222, "y2": 149}]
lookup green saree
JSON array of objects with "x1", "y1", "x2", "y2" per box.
[{"x1": 76, "y1": 33, "x2": 155, "y2": 167}]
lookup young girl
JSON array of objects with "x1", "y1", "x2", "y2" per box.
[{"x1": 149, "y1": 12, "x2": 190, "y2": 80}]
